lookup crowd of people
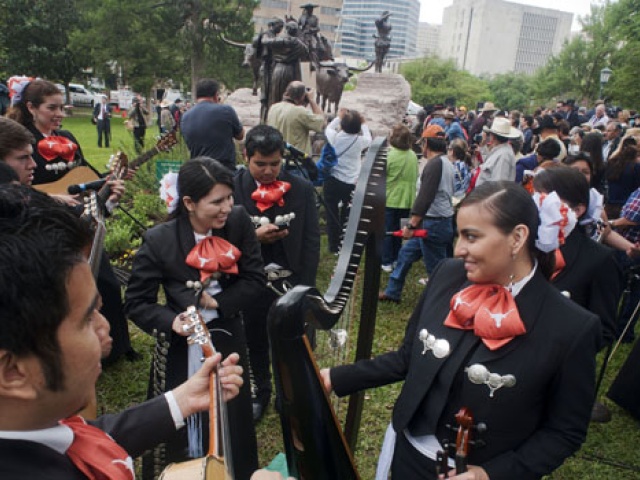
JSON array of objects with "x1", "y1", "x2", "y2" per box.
[{"x1": 0, "y1": 70, "x2": 638, "y2": 480}]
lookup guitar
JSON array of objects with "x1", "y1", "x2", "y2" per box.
[
  {"x1": 77, "y1": 191, "x2": 107, "y2": 421},
  {"x1": 33, "y1": 131, "x2": 178, "y2": 195},
  {"x1": 160, "y1": 306, "x2": 234, "y2": 480}
]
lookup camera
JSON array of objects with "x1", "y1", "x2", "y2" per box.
[{"x1": 473, "y1": 133, "x2": 483, "y2": 144}]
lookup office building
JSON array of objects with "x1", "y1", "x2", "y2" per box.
[
  {"x1": 417, "y1": 22, "x2": 441, "y2": 57},
  {"x1": 336, "y1": 0, "x2": 421, "y2": 61},
  {"x1": 440, "y1": 0, "x2": 572, "y2": 76}
]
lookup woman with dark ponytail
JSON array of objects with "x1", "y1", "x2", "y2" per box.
[{"x1": 321, "y1": 181, "x2": 601, "y2": 479}]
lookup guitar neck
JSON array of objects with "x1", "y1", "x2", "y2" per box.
[{"x1": 129, "y1": 146, "x2": 162, "y2": 170}]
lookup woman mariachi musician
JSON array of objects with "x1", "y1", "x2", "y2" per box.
[
  {"x1": 6, "y1": 78, "x2": 135, "y2": 366},
  {"x1": 321, "y1": 181, "x2": 602, "y2": 479},
  {"x1": 124, "y1": 158, "x2": 263, "y2": 480},
  {"x1": 6, "y1": 78, "x2": 123, "y2": 205}
]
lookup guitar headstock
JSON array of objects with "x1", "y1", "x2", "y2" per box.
[
  {"x1": 107, "y1": 152, "x2": 130, "y2": 180},
  {"x1": 82, "y1": 191, "x2": 105, "y2": 225},
  {"x1": 185, "y1": 305, "x2": 216, "y2": 358},
  {"x1": 157, "y1": 131, "x2": 179, "y2": 152}
]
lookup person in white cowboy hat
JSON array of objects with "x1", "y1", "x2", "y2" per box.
[{"x1": 475, "y1": 117, "x2": 521, "y2": 186}]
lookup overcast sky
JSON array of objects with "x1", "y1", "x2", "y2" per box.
[{"x1": 418, "y1": 0, "x2": 599, "y2": 30}]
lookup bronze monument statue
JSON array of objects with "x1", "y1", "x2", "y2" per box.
[
  {"x1": 373, "y1": 11, "x2": 392, "y2": 73},
  {"x1": 262, "y1": 20, "x2": 308, "y2": 110},
  {"x1": 298, "y1": 3, "x2": 333, "y2": 71},
  {"x1": 254, "y1": 17, "x2": 285, "y2": 121}
]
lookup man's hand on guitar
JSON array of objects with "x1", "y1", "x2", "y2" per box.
[
  {"x1": 106, "y1": 179, "x2": 125, "y2": 204},
  {"x1": 172, "y1": 352, "x2": 243, "y2": 418},
  {"x1": 51, "y1": 193, "x2": 81, "y2": 207}
]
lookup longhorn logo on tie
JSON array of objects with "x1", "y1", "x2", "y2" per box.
[{"x1": 483, "y1": 308, "x2": 515, "y2": 328}]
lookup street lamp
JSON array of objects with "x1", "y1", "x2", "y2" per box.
[{"x1": 599, "y1": 67, "x2": 612, "y2": 100}]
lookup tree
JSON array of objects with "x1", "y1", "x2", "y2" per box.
[
  {"x1": 487, "y1": 73, "x2": 535, "y2": 112},
  {"x1": 605, "y1": 0, "x2": 640, "y2": 107},
  {"x1": 0, "y1": 0, "x2": 84, "y2": 100},
  {"x1": 400, "y1": 57, "x2": 491, "y2": 110}
]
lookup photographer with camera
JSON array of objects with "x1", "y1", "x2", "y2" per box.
[{"x1": 267, "y1": 81, "x2": 325, "y2": 156}]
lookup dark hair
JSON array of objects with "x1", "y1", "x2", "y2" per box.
[
  {"x1": 533, "y1": 166, "x2": 590, "y2": 214},
  {"x1": 607, "y1": 136, "x2": 638, "y2": 181},
  {"x1": 426, "y1": 136, "x2": 447, "y2": 153},
  {"x1": 557, "y1": 120, "x2": 570, "y2": 136},
  {"x1": 460, "y1": 181, "x2": 554, "y2": 279},
  {"x1": 341, "y1": 109, "x2": 363, "y2": 135},
  {"x1": 523, "y1": 115, "x2": 534, "y2": 127},
  {"x1": 536, "y1": 138, "x2": 561, "y2": 160},
  {"x1": 245, "y1": 124, "x2": 285, "y2": 158},
  {"x1": 563, "y1": 152, "x2": 594, "y2": 174},
  {"x1": 173, "y1": 157, "x2": 235, "y2": 218},
  {"x1": 580, "y1": 132, "x2": 604, "y2": 175},
  {"x1": 0, "y1": 185, "x2": 92, "y2": 391},
  {"x1": 6, "y1": 79, "x2": 61, "y2": 127},
  {"x1": 449, "y1": 138, "x2": 472, "y2": 168},
  {"x1": 195, "y1": 78, "x2": 220, "y2": 99},
  {"x1": 389, "y1": 124, "x2": 413, "y2": 150},
  {"x1": 0, "y1": 162, "x2": 19, "y2": 184},
  {"x1": 0, "y1": 117, "x2": 35, "y2": 161}
]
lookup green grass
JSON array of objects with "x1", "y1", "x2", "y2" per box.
[{"x1": 59, "y1": 114, "x2": 640, "y2": 478}]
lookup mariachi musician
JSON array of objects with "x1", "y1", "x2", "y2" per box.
[
  {"x1": 233, "y1": 125, "x2": 320, "y2": 421},
  {"x1": 321, "y1": 182, "x2": 601, "y2": 479},
  {"x1": 5, "y1": 82, "x2": 135, "y2": 366}
]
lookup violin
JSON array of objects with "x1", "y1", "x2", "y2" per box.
[{"x1": 436, "y1": 407, "x2": 486, "y2": 478}]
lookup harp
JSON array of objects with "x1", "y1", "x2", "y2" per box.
[{"x1": 268, "y1": 137, "x2": 388, "y2": 479}]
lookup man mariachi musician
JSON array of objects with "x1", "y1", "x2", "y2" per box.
[
  {"x1": 234, "y1": 125, "x2": 320, "y2": 422},
  {"x1": 0, "y1": 184, "x2": 244, "y2": 480}
]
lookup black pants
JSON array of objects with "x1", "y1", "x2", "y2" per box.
[
  {"x1": 133, "y1": 126, "x2": 146, "y2": 153},
  {"x1": 96, "y1": 252, "x2": 133, "y2": 364},
  {"x1": 97, "y1": 119, "x2": 110, "y2": 147},
  {"x1": 324, "y1": 175, "x2": 355, "y2": 253},
  {"x1": 243, "y1": 285, "x2": 278, "y2": 407}
]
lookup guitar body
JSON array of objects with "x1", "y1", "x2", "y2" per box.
[
  {"x1": 160, "y1": 456, "x2": 230, "y2": 480},
  {"x1": 33, "y1": 166, "x2": 100, "y2": 195},
  {"x1": 32, "y1": 131, "x2": 178, "y2": 196}
]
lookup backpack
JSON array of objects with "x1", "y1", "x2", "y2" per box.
[{"x1": 314, "y1": 142, "x2": 338, "y2": 186}]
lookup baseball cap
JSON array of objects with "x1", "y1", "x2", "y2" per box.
[{"x1": 422, "y1": 124, "x2": 445, "y2": 139}]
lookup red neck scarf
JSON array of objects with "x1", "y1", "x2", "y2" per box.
[
  {"x1": 251, "y1": 181, "x2": 291, "y2": 212},
  {"x1": 60, "y1": 415, "x2": 134, "y2": 480},
  {"x1": 185, "y1": 236, "x2": 241, "y2": 282},
  {"x1": 444, "y1": 284, "x2": 526, "y2": 350},
  {"x1": 37, "y1": 136, "x2": 78, "y2": 162}
]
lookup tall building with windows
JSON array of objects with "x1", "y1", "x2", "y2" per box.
[
  {"x1": 253, "y1": 0, "x2": 343, "y2": 45},
  {"x1": 440, "y1": 0, "x2": 572, "y2": 76},
  {"x1": 417, "y1": 22, "x2": 441, "y2": 57},
  {"x1": 335, "y1": 0, "x2": 420, "y2": 61}
]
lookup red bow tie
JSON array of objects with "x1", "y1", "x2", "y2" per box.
[
  {"x1": 185, "y1": 236, "x2": 241, "y2": 282},
  {"x1": 251, "y1": 181, "x2": 291, "y2": 212},
  {"x1": 60, "y1": 415, "x2": 134, "y2": 480},
  {"x1": 444, "y1": 284, "x2": 526, "y2": 350},
  {"x1": 37, "y1": 136, "x2": 78, "y2": 162}
]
